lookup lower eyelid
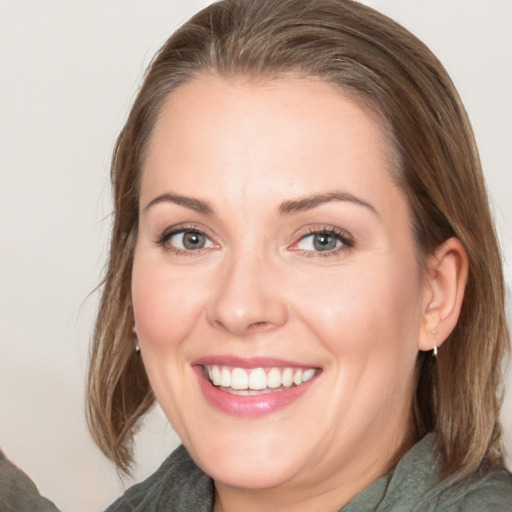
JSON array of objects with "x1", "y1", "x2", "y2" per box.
[
  {"x1": 155, "y1": 225, "x2": 353, "y2": 257},
  {"x1": 156, "y1": 228, "x2": 203, "y2": 246},
  {"x1": 296, "y1": 234, "x2": 341, "y2": 250}
]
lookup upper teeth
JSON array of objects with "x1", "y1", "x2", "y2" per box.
[{"x1": 205, "y1": 365, "x2": 317, "y2": 391}]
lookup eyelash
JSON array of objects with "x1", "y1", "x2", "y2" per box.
[
  {"x1": 154, "y1": 225, "x2": 215, "y2": 255},
  {"x1": 291, "y1": 226, "x2": 355, "y2": 257},
  {"x1": 154, "y1": 225, "x2": 355, "y2": 257}
]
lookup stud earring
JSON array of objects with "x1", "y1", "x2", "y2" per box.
[
  {"x1": 132, "y1": 323, "x2": 140, "y2": 353},
  {"x1": 429, "y1": 330, "x2": 438, "y2": 358}
]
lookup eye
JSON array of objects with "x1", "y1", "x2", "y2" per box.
[
  {"x1": 292, "y1": 227, "x2": 354, "y2": 255},
  {"x1": 298, "y1": 232, "x2": 340, "y2": 251},
  {"x1": 170, "y1": 230, "x2": 208, "y2": 250},
  {"x1": 156, "y1": 227, "x2": 215, "y2": 253}
]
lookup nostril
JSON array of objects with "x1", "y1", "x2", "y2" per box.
[
  {"x1": 208, "y1": 317, "x2": 274, "y2": 335},
  {"x1": 247, "y1": 321, "x2": 269, "y2": 332},
  {"x1": 205, "y1": 275, "x2": 289, "y2": 335}
]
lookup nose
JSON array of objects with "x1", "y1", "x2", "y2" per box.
[{"x1": 206, "y1": 252, "x2": 288, "y2": 336}]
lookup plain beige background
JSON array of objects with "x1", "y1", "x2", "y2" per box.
[{"x1": 1, "y1": 1, "x2": 511, "y2": 510}]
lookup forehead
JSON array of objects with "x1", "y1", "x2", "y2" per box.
[
  {"x1": 140, "y1": 75, "x2": 402, "y2": 216},
  {"x1": 149, "y1": 74, "x2": 392, "y2": 149}
]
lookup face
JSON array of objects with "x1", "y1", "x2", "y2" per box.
[{"x1": 132, "y1": 76, "x2": 428, "y2": 500}]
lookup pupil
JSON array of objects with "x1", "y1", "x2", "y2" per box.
[
  {"x1": 183, "y1": 232, "x2": 205, "y2": 249},
  {"x1": 313, "y1": 233, "x2": 336, "y2": 251}
]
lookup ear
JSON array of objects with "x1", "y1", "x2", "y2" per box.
[{"x1": 418, "y1": 237, "x2": 468, "y2": 352}]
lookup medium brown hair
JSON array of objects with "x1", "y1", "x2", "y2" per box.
[{"x1": 87, "y1": 0, "x2": 510, "y2": 477}]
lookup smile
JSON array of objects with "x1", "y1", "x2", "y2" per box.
[
  {"x1": 203, "y1": 365, "x2": 318, "y2": 395},
  {"x1": 194, "y1": 359, "x2": 321, "y2": 417}
]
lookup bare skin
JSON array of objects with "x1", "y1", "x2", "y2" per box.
[{"x1": 132, "y1": 75, "x2": 467, "y2": 512}]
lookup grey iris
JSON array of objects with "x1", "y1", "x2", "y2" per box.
[
  {"x1": 183, "y1": 232, "x2": 206, "y2": 249},
  {"x1": 313, "y1": 233, "x2": 337, "y2": 251}
]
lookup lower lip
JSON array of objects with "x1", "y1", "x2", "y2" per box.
[{"x1": 195, "y1": 367, "x2": 317, "y2": 418}]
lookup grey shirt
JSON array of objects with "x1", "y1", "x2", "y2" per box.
[
  {"x1": 0, "y1": 450, "x2": 60, "y2": 512},
  {"x1": 105, "y1": 435, "x2": 512, "y2": 511}
]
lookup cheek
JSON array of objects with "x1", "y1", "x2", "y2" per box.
[
  {"x1": 131, "y1": 256, "x2": 208, "y2": 349},
  {"x1": 290, "y1": 255, "x2": 423, "y2": 359}
]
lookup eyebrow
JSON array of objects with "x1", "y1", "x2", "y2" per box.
[
  {"x1": 143, "y1": 191, "x2": 377, "y2": 217},
  {"x1": 144, "y1": 193, "x2": 214, "y2": 215},
  {"x1": 279, "y1": 192, "x2": 378, "y2": 216}
]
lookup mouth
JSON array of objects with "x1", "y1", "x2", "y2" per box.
[
  {"x1": 194, "y1": 357, "x2": 321, "y2": 417},
  {"x1": 202, "y1": 365, "x2": 319, "y2": 396}
]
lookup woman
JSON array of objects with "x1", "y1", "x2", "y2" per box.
[{"x1": 87, "y1": 0, "x2": 512, "y2": 510}]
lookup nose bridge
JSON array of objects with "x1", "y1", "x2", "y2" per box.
[{"x1": 206, "y1": 242, "x2": 288, "y2": 336}]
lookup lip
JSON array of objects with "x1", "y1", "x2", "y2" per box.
[
  {"x1": 193, "y1": 357, "x2": 320, "y2": 418},
  {"x1": 193, "y1": 355, "x2": 311, "y2": 369}
]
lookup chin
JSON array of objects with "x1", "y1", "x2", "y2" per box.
[
  {"x1": 198, "y1": 450, "x2": 301, "y2": 490},
  {"x1": 179, "y1": 419, "x2": 312, "y2": 490}
]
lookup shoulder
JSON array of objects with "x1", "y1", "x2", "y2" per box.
[
  {"x1": 367, "y1": 435, "x2": 512, "y2": 512},
  {"x1": 416, "y1": 467, "x2": 512, "y2": 512},
  {"x1": 104, "y1": 445, "x2": 213, "y2": 512},
  {"x1": 438, "y1": 469, "x2": 512, "y2": 511},
  {"x1": 0, "y1": 449, "x2": 61, "y2": 512}
]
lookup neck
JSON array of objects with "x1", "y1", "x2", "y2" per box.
[
  {"x1": 212, "y1": 432, "x2": 413, "y2": 512},
  {"x1": 213, "y1": 484, "x2": 355, "y2": 512}
]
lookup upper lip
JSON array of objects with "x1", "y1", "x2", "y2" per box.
[{"x1": 193, "y1": 355, "x2": 319, "y2": 369}]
